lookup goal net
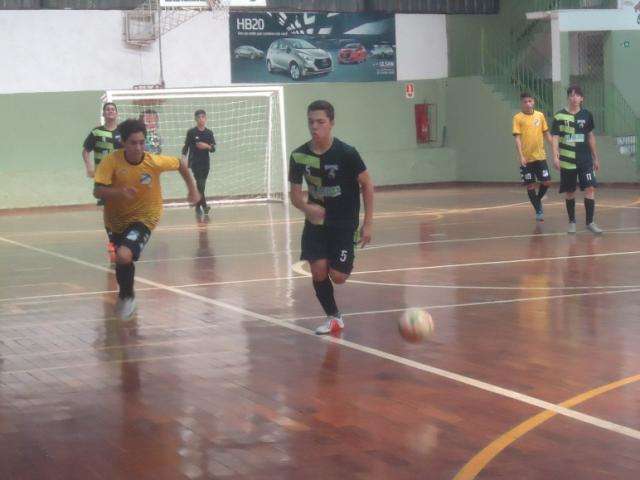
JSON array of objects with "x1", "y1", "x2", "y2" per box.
[{"x1": 101, "y1": 86, "x2": 288, "y2": 205}]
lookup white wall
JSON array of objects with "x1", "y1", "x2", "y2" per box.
[
  {"x1": 0, "y1": 10, "x2": 230, "y2": 94},
  {"x1": 0, "y1": 10, "x2": 446, "y2": 94},
  {"x1": 396, "y1": 14, "x2": 448, "y2": 80}
]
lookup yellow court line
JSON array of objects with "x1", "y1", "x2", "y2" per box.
[{"x1": 454, "y1": 373, "x2": 640, "y2": 480}]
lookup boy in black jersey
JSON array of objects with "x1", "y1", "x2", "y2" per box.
[
  {"x1": 551, "y1": 85, "x2": 602, "y2": 234},
  {"x1": 289, "y1": 100, "x2": 374, "y2": 335},
  {"x1": 182, "y1": 109, "x2": 216, "y2": 215}
]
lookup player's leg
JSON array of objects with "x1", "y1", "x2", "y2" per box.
[
  {"x1": 300, "y1": 222, "x2": 341, "y2": 334},
  {"x1": 106, "y1": 229, "x2": 116, "y2": 264},
  {"x1": 580, "y1": 168, "x2": 602, "y2": 234},
  {"x1": 521, "y1": 163, "x2": 541, "y2": 218},
  {"x1": 196, "y1": 170, "x2": 210, "y2": 215},
  {"x1": 559, "y1": 169, "x2": 578, "y2": 233},
  {"x1": 114, "y1": 223, "x2": 151, "y2": 319},
  {"x1": 535, "y1": 161, "x2": 551, "y2": 220}
]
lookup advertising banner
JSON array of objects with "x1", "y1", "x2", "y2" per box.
[{"x1": 230, "y1": 11, "x2": 396, "y2": 83}]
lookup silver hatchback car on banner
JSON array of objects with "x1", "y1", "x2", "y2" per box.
[{"x1": 266, "y1": 38, "x2": 333, "y2": 80}]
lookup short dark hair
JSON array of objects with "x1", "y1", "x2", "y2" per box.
[
  {"x1": 307, "y1": 100, "x2": 334, "y2": 121},
  {"x1": 520, "y1": 92, "x2": 533, "y2": 100},
  {"x1": 118, "y1": 118, "x2": 147, "y2": 142},
  {"x1": 567, "y1": 85, "x2": 584, "y2": 97},
  {"x1": 194, "y1": 109, "x2": 206, "y2": 117},
  {"x1": 102, "y1": 102, "x2": 117, "y2": 113},
  {"x1": 139, "y1": 108, "x2": 159, "y2": 119}
]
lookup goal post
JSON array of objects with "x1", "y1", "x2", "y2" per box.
[{"x1": 101, "y1": 85, "x2": 288, "y2": 205}]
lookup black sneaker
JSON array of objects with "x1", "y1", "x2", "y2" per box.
[{"x1": 203, "y1": 206, "x2": 211, "y2": 215}]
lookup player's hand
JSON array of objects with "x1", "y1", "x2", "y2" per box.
[
  {"x1": 119, "y1": 187, "x2": 137, "y2": 201},
  {"x1": 196, "y1": 142, "x2": 210, "y2": 150},
  {"x1": 519, "y1": 156, "x2": 527, "y2": 167},
  {"x1": 593, "y1": 158, "x2": 600, "y2": 171},
  {"x1": 553, "y1": 157, "x2": 560, "y2": 171},
  {"x1": 359, "y1": 223, "x2": 372, "y2": 248},
  {"x1": 305, "y1": 204, "x2": 325, "y2": 225},
  {"x1": 188, "y1": 189, "x2": 201, "y2": 206}
]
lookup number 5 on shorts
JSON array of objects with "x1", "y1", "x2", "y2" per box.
[{"x1": 339, "y1": 250, "x2": 348, "y2": 262}]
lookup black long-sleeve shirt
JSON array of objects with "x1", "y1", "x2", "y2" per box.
[{"x1": 182, "y1": 127, "x2": 216, "y2": 172}]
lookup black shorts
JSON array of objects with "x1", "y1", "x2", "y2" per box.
[
  {"x1": 108, "y1": 222, "x2": 151, "y2": 261},
  {"x1": 559, "y1": 166, "x2": 597, "y2": 193},
  {"x1": 300, "y1": 221, "x2": 358, "y2": 275},
  {"x1": 520, "y1": 160, "x2": 551, "y2": 185}
]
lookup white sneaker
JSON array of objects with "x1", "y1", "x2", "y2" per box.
[
  {"x1": 315, "y1": 315, "x2": 344, "y2": 335},
  {"x1": 116, "y1": 297, "x2": 137, "y2": 320},
  {"x1": 587, "y1": 222, "x2": 603, "y2": 234},
  {"x1": 567, "y1": 222, "x2": 577, "y2": 234}
]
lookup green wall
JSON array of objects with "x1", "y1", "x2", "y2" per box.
[
  {"x1": 604, "y1": 30, "x2": 640, "y2": 115},
  {"x1": 448, "y1": 76, "x2": 638, "y2": 183},
  {"x1": 0, "y1": 91, "x2": 103, "y2": 209},
  {"x1": 0, "y1": 80, "x2": 456, "y2": 209},
  {"x1": 282, "y1": 80, "x2": 456, "y2": 188}
]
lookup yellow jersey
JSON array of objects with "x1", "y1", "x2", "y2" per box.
[
  {"x1": 94, "y1": 150, "x2": 180, "y2": 233},
  {"x1": 512, "y1": 110, "x2": 548, "y2": 162}
]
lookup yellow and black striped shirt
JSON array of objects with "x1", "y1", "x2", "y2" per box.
[
  {"x1": 550, "y1": 108, "x2": 594, "y2": 169},
  {"x1": 83, "y1": 125, "x2": 122, "y2": 165}
]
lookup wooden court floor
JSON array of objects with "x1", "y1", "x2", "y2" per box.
[{"x1": 0, "y1": 185, "x2": 639, "y2": 479}]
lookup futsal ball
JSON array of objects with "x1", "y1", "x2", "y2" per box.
[{"x1": 398, "y1": 308, "x2": 434, "y2": 343}]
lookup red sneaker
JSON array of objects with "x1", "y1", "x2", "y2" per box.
[{"x1": 107, "y1": 242, "x2": 116, "y2": 263}]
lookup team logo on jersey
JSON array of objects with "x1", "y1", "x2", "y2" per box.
[
  {"x1": 577, "y1": 119, "x2": 586, "y2": 128},
  {"x1": 140, "y1": 173, "x2": 152, "y2": 185},
  {"x1": 324, "y1": 164, "x2": 339, "y2": 179}
]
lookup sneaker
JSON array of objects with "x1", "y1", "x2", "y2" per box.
[
  {"x1": 203, "y1": 206, "x2": 211, "y2": 215},
  {"x1": 567, "y1": 222, "x2": 577, "y2": 234},
  {"x1": 107, "y1": 242, "x2": 116, "y2": 263},
  {"x1": 116, "y1": 296, "x2": 137, "y2": 320},
  {"x1": 587, "y1": 222, "x2": 603, "y2": 234},
  {"x1": 315, "y1": 314, "x2": 344, "y2": 335}
]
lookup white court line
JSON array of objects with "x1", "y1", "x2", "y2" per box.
[
  {"x1": 4, "y1": 240, "x2": 640, "y2": 305},
  {"x1": 350, "y1": 250, "x2": 640, "y2": 276},
  {"x1": 336, "y1": 278, "x2": 640, "y2": 291},
  {"x1": 283, "y1": 288, "x2": 640, "y2": 322},
  {"x1": 1, "y1": 235, "x2": 639, "y2": 442},
  {"x1": 0, "y1": 201, "x2": 540, "y2": 239},
  {"x1": 128, "y1": 226, "x2": 640, "y2": 265}
]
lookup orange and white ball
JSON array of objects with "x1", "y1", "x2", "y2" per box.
[{"x1": 398, "y1": 308, "x2": 434, "y2": 342}]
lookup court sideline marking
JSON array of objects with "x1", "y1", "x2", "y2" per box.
[
  {"x1": 454, "y1": 373, "x2": 640, "y2": 479},
  {"x1": 1, "y1": 234, "x2": 639, "y2": 443}
]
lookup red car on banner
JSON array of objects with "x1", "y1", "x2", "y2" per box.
[{"x1": 338, "y1": 43, "x2": 368, "y2": 64}]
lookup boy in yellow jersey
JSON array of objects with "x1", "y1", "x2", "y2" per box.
[
  {"x1": 513, "y1": 92, "x2": 553, "y2": 221},
  {"x1": 94, "y1": 119, "x2": 200, "y2": 319}
]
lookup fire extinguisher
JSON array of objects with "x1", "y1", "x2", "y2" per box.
[{"x1": 415, "y1": 103, "x2": 430, "y2": 144}]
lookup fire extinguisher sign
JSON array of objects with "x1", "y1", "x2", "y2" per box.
[{"x1": 405, "y1": 83, "x2": 415, "y2": 99}]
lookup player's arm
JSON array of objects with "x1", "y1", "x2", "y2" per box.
[
  {"x1": 290, "y1": 183, "x2": 325, "y2": 225},
  {"x1": 551, "y1": 135, "x2": 561, "y2": 170},
  {"x1": 82, "y1": 149, "x2": 94, "y2": 178},
  {"x1": 358, "y1": 170, "x2": 374, "y2": 247},
  {"x1": 82, "y1": 132, "x2": 96, "y2": 177},
  {"x1": 196, "y1": 132, "x2": 215, "y2": 152},
  {"x1": 93, "y1": 157, "x2": 136, "y2": 201},
  {"x1": 94, "y1": 183, "x2": 136, "y2": 201},
  {"x1": 178, "y1": 156, "x2": 201, "y2": 204},
  {"x1": 587, "y1": 131, "x2": 600, "y2": 171},
  {"x1": 181, "y1": 130, "x2": 191, "y2": 162},
  {"x1": 513, "y1": 135, "x2": 526, "y2": 167},
  {"x1": 549, "y1": 116, "x2": 561, "y2": 170}
]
